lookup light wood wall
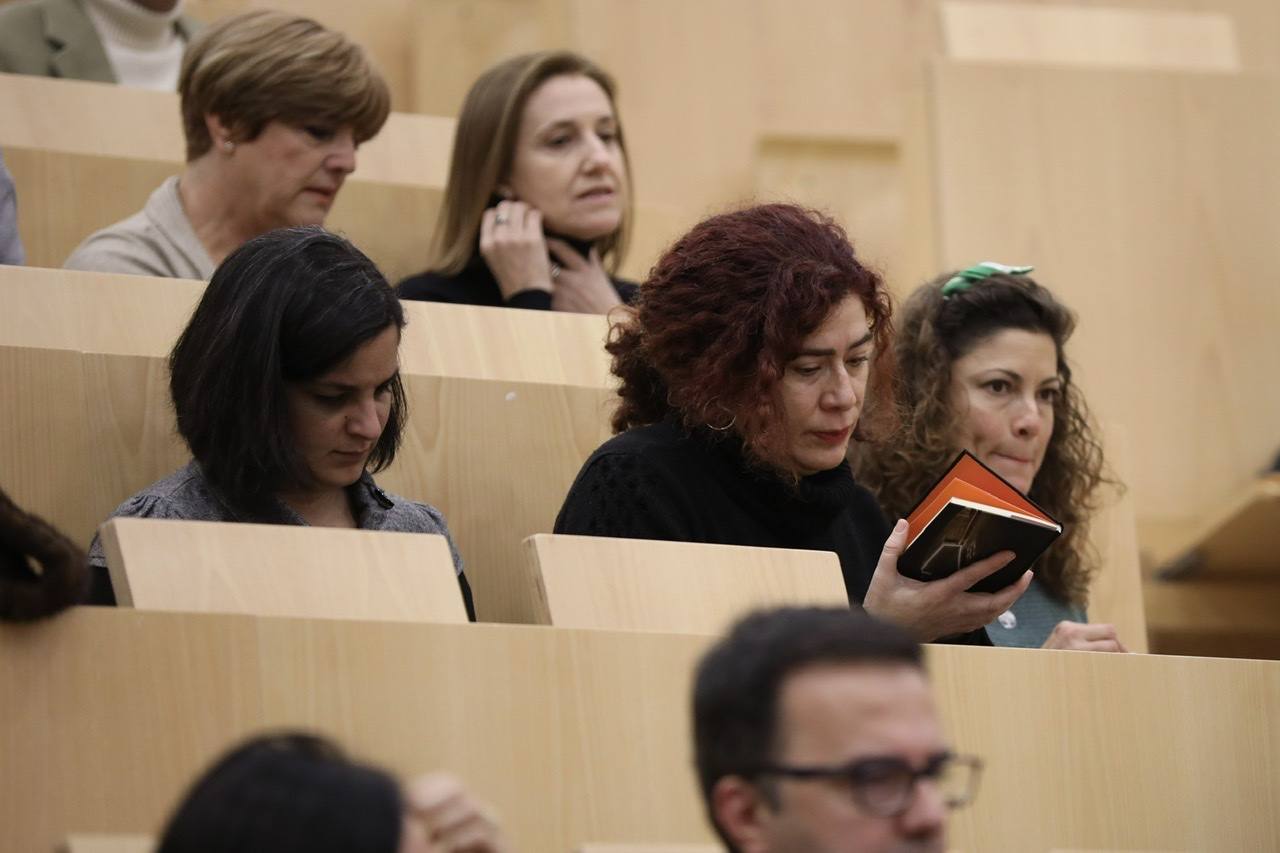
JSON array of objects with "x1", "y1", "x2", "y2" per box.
[
  {"x1": 922, "y1": 61, "x2": 1280, "y2": 532},
  {"x1": 3, "y1": 609, "x2": 1279, "y2": 852}
]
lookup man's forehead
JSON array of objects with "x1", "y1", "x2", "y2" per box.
[{"x1": 773, "y1": 662, "x2": 943, "y2": 761}]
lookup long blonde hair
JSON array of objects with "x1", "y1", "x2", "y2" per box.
[{"x1": 430, "y1": 51, "x2": 633, "y2": 275}]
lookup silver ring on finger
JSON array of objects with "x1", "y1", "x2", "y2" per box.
[
  {"x1": 494, "y1": 213, "x2": 509, "y2": 226},
  {"x1": 550, "y1": 262, "x2": 561, "y2": 281}
]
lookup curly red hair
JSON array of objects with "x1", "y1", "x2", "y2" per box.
[{"x1": 608, "y1": 203, "x2": 894, "y2": 459}]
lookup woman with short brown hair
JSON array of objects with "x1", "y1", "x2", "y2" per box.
[{"x1": 65, "y1": 10, "x2": 390, "y2": 279}]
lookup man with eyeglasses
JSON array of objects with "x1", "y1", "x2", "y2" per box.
[{"x1": 693, "y1": 607, "x2": 981, "y2": 852}]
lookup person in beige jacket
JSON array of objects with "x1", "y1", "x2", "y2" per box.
[
  {"x1": 63, "y1": 10, "x2": 390, "y2": 279},
  {"x1": 0, "y1": 0, "x2": 200, "y2": 91}
]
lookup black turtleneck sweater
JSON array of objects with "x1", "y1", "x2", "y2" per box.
[
  {"x1": 554, "y1": 419, "x2": 991, "y2": 645},
  {"x1": 397, "y1": 239, "x2": 639, "y2": 309}
]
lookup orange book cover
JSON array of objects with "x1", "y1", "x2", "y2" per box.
[{"x1": 898, "y1": 451, "x2": 1062, "y2": 593}]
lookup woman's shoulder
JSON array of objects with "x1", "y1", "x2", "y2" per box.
[
  {"x1": 397, "y1": 265, "x2": 503, "y2": 306},
  {"x1": 586, "y1": 421, "x2": 697, "y2": 466},
  {"x1": 104, "y1": 462, "x2": 235, "y2": 524},
  {"x1": 365, "y1": 487, "x2": 451, "y2": 536}
]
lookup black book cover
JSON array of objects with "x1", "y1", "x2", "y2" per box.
[{"x1": 897, "y1": 452, "x2": 1063, "y2": 593}]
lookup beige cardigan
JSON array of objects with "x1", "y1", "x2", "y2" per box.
[{"x1": 64, "y1": 175, "x2": 215, "y2": 280}]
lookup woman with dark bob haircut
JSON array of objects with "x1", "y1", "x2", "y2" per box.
[
  {"x1": 86, "y1": 227, "x2": 470, "y2": 616},
  {"x1": 555, "y1": 204, "x2": 1030, "y2": 643},
  {"x1": 853, "y1": 265, "x2": 1127, "y2": 651},
  {"x1": 157, "y1": 732, "x2": 511, "y2": 852}
]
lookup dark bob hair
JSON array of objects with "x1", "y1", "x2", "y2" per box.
[
  {"x1": 608, "y1": 203, "x2": 894, "y2": 458},
  {"x1": 157, "y1": 732, "x2": 403, "y2": 853},
  {"x1": 170, "y1": 227, "x2": 407, "y2": 509},
  {"x1": 693, "y1": 607, "x2": 923, "y2": 850}
]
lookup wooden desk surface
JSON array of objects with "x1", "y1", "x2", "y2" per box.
[{"x1": 3, "y1": 609, "x2": 1278, "y2": 852}]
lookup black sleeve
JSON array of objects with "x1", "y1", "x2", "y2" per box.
[
  {"x1": 554, "y1": 452, "x2": 698, "y2": 542},
  {"x1": 505, "y1": 289, "x2": 553, "y2": 310},
  {"x1": 613, "y1": 279, "x2": 640, "y2": 305},
  {"x1": 397, "y1": 272, "x2": 463, "y2": 303}
]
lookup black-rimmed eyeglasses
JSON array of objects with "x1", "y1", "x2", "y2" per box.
[{"x1": 744, "y1": 752, "x2": 982, "y2": 818}]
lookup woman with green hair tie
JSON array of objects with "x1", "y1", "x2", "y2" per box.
[{"x1": 854, "y1": 263, "x2": 1128, "y2": 651}]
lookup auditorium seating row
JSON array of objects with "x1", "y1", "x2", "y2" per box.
[
  {"x1": 4, "y1": 608, "x2": 1278, "y2": 852},
  {"x1": 7, "y1": 0, "x2": 1280, "y2": 588},
  {"x1": 0, "y1": 263, "x2": 1149, "y2": 647}
]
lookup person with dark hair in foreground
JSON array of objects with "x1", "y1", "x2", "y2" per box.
[
  {"x1": 157, "y1": 732, "x2": 510, "y2": 853},
  {"x1": 556, "y1": 204, "x2": 1029, "y2": 643},
  {"x1": 85, "y1": 227, "x2": 470, "y2": 615},
  {"x1": 0, "y1": 485, "x2": 89, "y2": 621},
  {"x1": 694, "y1": 607, "x2": 981, "y2": 853}
]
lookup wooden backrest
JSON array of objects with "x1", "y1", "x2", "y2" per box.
[
  {"x1": 1084, "y1": 424, "x2": 1148, "y2": 652},
  {"x1": 0, "y1": 72, "x2": 452, "y2": 282},
  {"x1": 99, "y1": 518, "x2": 467, "y2": 623},
  {"x1": 523, "y1": 533, "x2": 849, "y2": 633},
  {"x1": 4, "y1": 609, "x2": 1280, "y2": 852}
]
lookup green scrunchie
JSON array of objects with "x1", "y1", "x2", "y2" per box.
[{"x1": 941, "y1": 261, "x2": 1034, "y2": 297}]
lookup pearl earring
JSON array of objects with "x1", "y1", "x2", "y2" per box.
[{"x1": 222, "y1": 139, "x2": 235, "y2": 153}]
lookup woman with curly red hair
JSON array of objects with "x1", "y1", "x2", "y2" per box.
[{"x1": 555, "y1": 203, "x2": 1030, "y2": 643}]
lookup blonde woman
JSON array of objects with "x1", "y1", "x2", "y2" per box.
[
  {"x1": 399, "y1": 51, "x2": 636, "y2": 314},
  {"x1": 65, "y1": 10, "x2": 390, "y2": 279}
]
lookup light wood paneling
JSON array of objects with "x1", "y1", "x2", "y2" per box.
[
  {"x1": 1086, "y1": 425, "x2": 1148, "y2": 652},
  {"x1": 0, "y1": 72, "x2": 452, "y2": 282},
  {"x1": 0, "y1": 265, "x2": 200, "y2": 355},
  {"x1": 941, "y1": 1, "x2": 1240, "y2": 72},
  {"x1": 399, "y1": 299, "x2": 613, "y2": 387},
  {"x1": 100, "y1": 518, "x2": 467, "y2": 623},
  {"x1": 0, "y1": 344, "x2": 93, "y2": 546},
  {"x1": 4, "y1": 609, "x2": 1280, "y2": 852},
  {"x1": 524, "y1": 533, "x2": 848, "y2": 633},
  {"x1": 926, "y1": 63, "x2": 1280, "y2": 529}
]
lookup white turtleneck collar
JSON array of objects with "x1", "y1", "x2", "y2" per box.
[{"x1": 83, "y1": 0, "x2": 188, "y2": 91}]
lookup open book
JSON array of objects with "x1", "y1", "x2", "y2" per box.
[{"x1": 897, "y1": 451, "x2": 1062, "y2": 593}]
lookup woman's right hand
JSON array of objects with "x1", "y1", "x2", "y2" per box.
[
  {"x1": 863, "y1": 519, "x2": 1033, "y2": 642},
  {"x1": 479, "y1": 200, "x2": 554, "y2": 302}
]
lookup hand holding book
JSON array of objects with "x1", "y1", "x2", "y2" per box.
[{"x1": 863, "y1": 518, "x2": 1033, "y2": 642}]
